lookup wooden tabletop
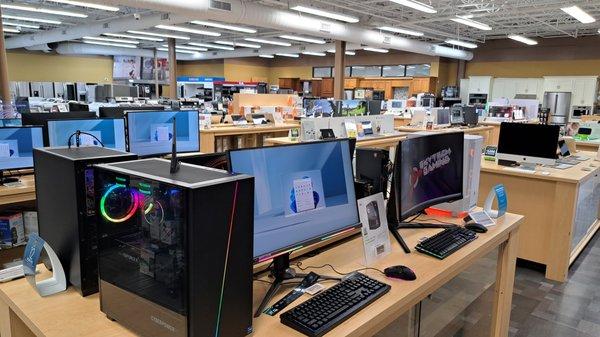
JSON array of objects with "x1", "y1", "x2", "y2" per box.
[
  {"x1": 200, "y1": 124, "x2": 298, "y2": 136},
  {"x1": 0, "y1": 175, "x2": 36, "y2": 206},
  {"x1": 265, "y1": 133, "x2": 407, "y2": 147},
  {"x1": 481, "y1": 152, "x2": 600, "y2": 184},
  {"x1": 0, "y1": 212, "x2": 522, "y2": 337},
  {"x1": 395, "y1": 125, "x2": 494, "y2": 133}
]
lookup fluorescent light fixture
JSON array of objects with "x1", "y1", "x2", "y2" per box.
[
  {"x1": 127, "y1": 30, "x2": 190, "y2": 40},
  {"x1": 47, "y1": 0, "x2": 119, "y2": 12},
  {"x1": 84, "y1": 36, "x2": 139, "y2": 44},
  {"x1": 3, "y1": 21, "x2": 39, "y2": 29},
  {"x1": 157, "y1": 47, "x2": 201, "y2": 55},
  {"x1": 3, "y1": 27, "x2": 20, "y2": 33},
  {"x1": 561, "y1": 6, "x2": 595, "y2": 24},
  {"x1": 279, "y1": 35, "x2": 326, "y2": 44},
  {"x1": 214, "y1": 40, "x2": 261, "y2": 48},
  {"x1": 259, "y1": 54, "x2": 275, "y2": 58},
  {"x1": 326, "y1": 49, "x2": 356, "y2": 55},
  {"x1": 302, "y1": 51, "x2": 327, "y2": 56},
  {"x1": 190, "y1": 20, "x2": 256, "y2": 34},
  {"x1": 155, "y1": 24, "x2": 220, "y2": 37},
  {"x1": 451, "y1": 16, "x2": 492, "y2": 31},
  {"x1": 83, "y1": 40, "x2": 137, "y2": 49},
  {"x1": 444, "y1": 39, "x2": 477, "y2": 49},
  {"x1": 188, "y1": 42, "x2": 234, "y2": 50},
  {"x1": 389, "y1": 0, "x2": 437, "y2": 14},
  {"x1": 291, "y1": 5, "x2": 359, "y2": 23},
  {"x1": 161, "y1": 44, "x2": 208, "y2": 51},
  {"x1": 103, "y1": 33, "x2": 163, "y2": 42},
  {"x1": 276, "y1": 53, "x2": 300, "y2": 58},
  {"x1": 244, "y1": 38, "x2": 291, "y2": 47},
  {"x1": 2, "y1": 15, "x2": 61, "y2": 25},
  {"x1": 0, "y1": 4, "x2": 88, "y2": 18},
  {"x1": 507, "y1": 34, "x2": 538, "y2": 45},
  {"x1": 378, "y1": 26, "x2": 424, "y2": 36},
  {"x1": 363, "y1": 47, "x2": 389, "y2": 53}
]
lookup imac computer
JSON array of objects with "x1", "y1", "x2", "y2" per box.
[
  {"x1": 387, "y1": 132, "x2": 464, "y2": 252},
  {"x1": 228, "y1": 139, "x2": 360, "y2": 316},
  {"x1": 497, "y1": 122, "x2": 560, "y2": 170},
  {"x1": 21, "y1": 112, "x2": 97, "y2": 146},
  {"x1": 0, "y1": 126, "x2": 44, "y2": 183},
  {"x1": 47, "y1": 118, "x2": 126, "y2": 151},
  {"x1": 126, "y1": 110, "x2": 199, "y2": 157}
]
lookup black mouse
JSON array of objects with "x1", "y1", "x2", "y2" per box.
[
  {"x1": 384, "y1": 265, "x2": 416, "y2": 281},
  {"x1": 465, "y1": 223, "x2": 488, "y2": 233}
]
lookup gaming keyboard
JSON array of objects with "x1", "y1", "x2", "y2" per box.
[
  {"x1": 415, "y1": 226, "x2": 478, "y2": 259},
  {"x1": 280, "y1": 272, "x2": 390, "y2": 337}
]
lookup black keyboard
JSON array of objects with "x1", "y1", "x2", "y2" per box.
[
  {"x1": 280, "y1": 272, "x2": 390, "y2": 337},
  {"x1": 415, "y1": 226, "x2": 477, "y2": 259}
]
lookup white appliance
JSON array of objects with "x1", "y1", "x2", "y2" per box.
[
  {"x1": 386, "y1": 99, "x2": 407, "y2": 115},
  {"x1": 408, "y1": 107, "x2": 428, "y2": 126}
]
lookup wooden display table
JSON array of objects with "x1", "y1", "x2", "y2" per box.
[
  {"x1": 0, "y1": 175, "x2": 36, "y2": 207},
  {"x1": 0, "y1": 213, "x2": 522, "y2": 337},
  {"x1": 575, "y1": 140, "x2": 600, "y2": 152},
  {"x1": 393, "y1": 116, "x2": 411, "y2": 128},
  {"x1": 394, "y1": 125, "x2": 494, "y2": 145},
  {"x1": 199, "y1": 124, "x2": 298, "y2": 153},
  {"x1": 479, "y1": 154, "x2": 600, "y2": 282},
  {"x1": 264, "y1": 133, "x2": 407, "y2": 150}
]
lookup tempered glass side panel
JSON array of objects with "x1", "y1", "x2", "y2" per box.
[{"x1": 96, "y1": 169, "x2": 187, "y2": 315}]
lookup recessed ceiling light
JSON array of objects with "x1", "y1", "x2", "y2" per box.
[
  {"x1": 389, "y1": 0, "x2": 437, "y2": 14},
  {"x1": 244, "y1": 38, "x2": 291, "y2": 47},
  {"x1": 363, "y1": 47, "x2": 389, "y2": 53},
  {"x1": 188, "y1": 42, "x2": 234, "y2": 50},
  {"x1": 47, "y1": 0, "x2": 119, "y2": 12},
  {"x1": 302, "y1": 51, "x2": 327, "y2": 56},
  {"x1": 157, "y1": 47, "x2": 201, "y2": 55},
  {"x1": 189, "y1": 20, "x2": 256, "y2": 34},
  {"x1": 214, "y1": 40, "x2": 261, "y2": 48},
  {"x1": 291, "y1": 5, "x2": 359, "y2": 23},
  {"x1": 444, "y1": 39, "x2": 477, "y2": 48},
  {"x1": 103, "y1": 33, "x2": 163, "y2": 42},
  {"x1": 508, "y1": 34, "x2": 538, "y2": 45},
  {"x1": 3, "y1": 21, "x2": 39, "y2": 29},
  {"x1": 451, "y1": 16, "x2": 492, "y2": 31},
  {"x1": 83, "y1": 40, "x2": 137, "y2": 49},
  {"x1": 84, "y1": 36, "x2": 139, "y2": 44},
  {"x1": 276, "y1": 53, "x2": 300, "y2": 58},
  {"x1": 561, "y1": 6, "x2": 595, "y2": 24},
  {"x1": 155, "y1": 25, "x2": 220, "y2": 37},
  {"x1": 279, "y1": 35, "x2": 326, "y2": 44},
  {"x1": 378, "y1": 26, "x2": 424, "y2": 37},
  {"x1": 1, "y1": 15, "x2": 61, "y2": 25},
  {"x1": 0, "y1": 4, "x2": 87, "y2": 18},
  {"x1": 3, "y1": 27, "x2": 20, "y2": 33},
  {"x1": 127, "y1": 30, "x2": 190, "y2": 40},
  {"x1": 259, "y1": 54, "x2": 275, "y2": 58}
]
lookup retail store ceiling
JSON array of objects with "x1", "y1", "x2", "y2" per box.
[{"x1": 1, "y1": 0, "x2": 599, "y2": 60}]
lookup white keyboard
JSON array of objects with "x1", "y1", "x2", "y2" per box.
[
  {"x1": 0, "y1": 265, "x2": 25, "y2": 283},
  {"x1": 502, "y1": 167, "x2": 536, "y2": 174}
]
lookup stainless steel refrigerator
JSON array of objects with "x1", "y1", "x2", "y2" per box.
[{"x1": 543, "y1": 92, "x2": 571, "y2": 125}]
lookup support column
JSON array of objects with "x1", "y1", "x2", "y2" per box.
[
  {"x1": 153, "y1": 48, "x2": 159, "y2": 99},
  {"x1": 167, "y1": 38, "x2": 178, "y2": 99},
  {"x1": 333, "y1": 40, "x2": 346, "y2": 100},
  {"x1": 0, "y1": 7, "x2": 13, "y2": 117}
]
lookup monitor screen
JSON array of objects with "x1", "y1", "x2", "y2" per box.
[
  {"x1": 21, "y1": 112, "x2": 98, "y2": 146},
  {"x1": 389, "y1": 133, "x2": 464, "y2": 222},
  {"x1": 306, "y1": 99, "x2": 338, "y2": 117},
  {"x1": 47, "y1": 118, "x2": 126, "y2": 151},
  {"x1": 498, "y1": 123, "x2": 559, "y2": 160},
  {"x1": 229, "y1": 140, "x2": 360, "y2": 261},
  {"x1": 391, "y1": 101, "x2": 403, "y2": 109},
  {"x1": 126, "y1": 110, "x2": 199, "y2": 157},
  {"x1": 0, "y1": 126, "x2": 44, "y2": 170},
  {"x1": 341, "y1": 100, "x2": 367, "y2": 116}
]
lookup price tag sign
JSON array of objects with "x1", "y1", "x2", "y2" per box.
[
  {"x1": 23, "y1": 233, "x2": 45, "y2": 276},
  {"x1": 494, "y1": 184, "x2": 507, "y2": 217}
]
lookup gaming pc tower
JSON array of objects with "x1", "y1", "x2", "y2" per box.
[
  {"x1": 33, "y1": 147, "x2": 137, "y2": 296},
  {"x1": 95, "y1": 158, "x2": 254, "y2": 337}
]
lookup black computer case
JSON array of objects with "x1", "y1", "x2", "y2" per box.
[
  {"x1": 33, "y1": 147, "x2": 137, "y2": 296},
  {"x1": 94, "y1": 158, "x2": 254, "y2": 337}
]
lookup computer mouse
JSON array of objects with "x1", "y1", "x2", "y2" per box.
[
  {"x1": 384, "y1": 265, "x2": 416, "y2": 281},
  {"x1": 465, "y1": 223, "x2": 488, "y2": 233}
]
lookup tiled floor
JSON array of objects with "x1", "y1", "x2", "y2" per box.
[{"x1": 510, "y1": 233, "x2": 600, "y2": 337}]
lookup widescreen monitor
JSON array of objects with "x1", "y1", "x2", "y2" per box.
[
  {"x1": 228, "y1": 139, "x2": 360, "y2": 261},
  {"x1": 497, "y1": 122, "x2": 559, "y2": 166},
  {"x1": 388, "y1": 132, "x2": 464, "y2": 224},
  {"x1": 99, "y1": 105, "x2": 166, "y2": 118},
  {"x1": 341, "y1": 100, "x2": 367, "y2": 116},
  {"x1": 305, "y1": 99, "x2": 338, "y2": 117},
  {"x1": 47, "y1": 118, "x2": 126, "y2": 151},
  {"x1": 126, "y1": 110, "x2": 199, "y2": 157},
  {"x1": 0, "y1": 126, "x2": 44, "y2": 170},
  {"x1": 21, "y1": 111, "x2": 97, "y2": 145}
]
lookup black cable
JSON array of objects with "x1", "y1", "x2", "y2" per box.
[
  {"x1": 294, "y1": 261, "x2": 385, "y2": 276},
  {"x1": 67, "y1": 130, "x2": 105, "y2": 148}
]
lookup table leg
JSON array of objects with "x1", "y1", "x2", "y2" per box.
[
  {"x1": 0, "y1": 299, "x2": 11, "y2": 337},
  {"x1": 0, "y1": 299, "x2": 36, "y2": 337},
  {"x1": 490, "y1": 228, "x2": 520, "y2": 337}
]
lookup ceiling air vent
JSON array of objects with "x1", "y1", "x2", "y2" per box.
[{"x1": 210, "y1": 0, "x2": 232, "y2": 11}]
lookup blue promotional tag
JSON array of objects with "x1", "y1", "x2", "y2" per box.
[
  {"x1": 494, "y1": 184, "x2": 507, "y2": 217},
  {"x1": 23, "y1": 233, "x2": 45, "y2": 276}
]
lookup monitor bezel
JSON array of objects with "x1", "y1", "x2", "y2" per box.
[
  {"x1": 227, "y1": 138, "x2": 362, "y2": 263},
  {"x1": 46, "y1": 117, "x2": 125, "y2": 148},
  {"x1": 0, "y1": 125, "x2": 44, "y2": 171},
  {"x1": 125, "y1": 110, "x2": 200, "y2": 157}
]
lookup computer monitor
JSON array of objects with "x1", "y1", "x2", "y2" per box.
[
  {"x1": 126, "y1": 110, "x2": 199, "y2": 157},
  {"x1": 98, "y1": 105, "x2": 166, "y2": 118},
  {"x1": 21, "y1": 111, "x2": 98, "y2": 146},
  {"x1": 341, "y1": 100, "x2": 367, "y2": 116},
  {"x1": 0, "y1": 126, "x2": 44, "y2": 172},
  {"x1": 47, "y1": 118, "x2": 126, "y2": 151},
  {"x1": 178, "y1": 152, "x2": 228, "y2": 170},
  {"x1": 0, "y1": 119, "x2": 22, "y2": 127},
  {"x1": 68, "y1": 102, "x2": 89, "y2": 112},
  {"x1": 497, "y1": 122, "x2": 560, "y2": 168},
  {"x1": 228, "y1": 139, "x2": 360, "y2": 315},
  {"x1": 307, "y1": 99, "x2": 338, "y2": 117}
]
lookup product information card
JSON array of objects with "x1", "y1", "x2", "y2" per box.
[{"x1": 357, "y1": 193, "x2": 392, "y2": 265}]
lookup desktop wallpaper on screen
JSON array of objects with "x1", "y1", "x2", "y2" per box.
[
  {"x1": 229, "y1": 141, "x2": 359, "y2": 259},
  {"x1": 0, "y1": 127, "x2": 44, "y2": 170},
  {"x1": 47, "y1": 119, "x2": 126, "y2": 151},
  {"x1": 305, "y1": 100, "x2": 337, "y2": 117},
  {"x1": 399, "y1": 134, "x2": 463, "y2": 216},
  {"x1": 341, "y1": 100, "x2": 367, "y2": 116},
  {"x1": 127, "y1": 111, "x2": 199, "y2": 156}
]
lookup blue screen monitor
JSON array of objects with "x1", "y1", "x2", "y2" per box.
[
  {"x1": 228, "y1": 139, "x2": 360, "y2": 261},
  {"x1": 126, "y1": 110, "x2": 199, "y2": 157},
  {"x1": 47, "y1": 118, "x2": 126, "y2": 151},
  {"x1": 0, "y1": 126, "x2": 44, "y2": 170}
]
